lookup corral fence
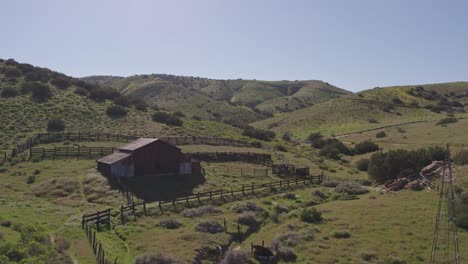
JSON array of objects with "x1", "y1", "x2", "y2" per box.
[
  {"x1": 209, "y1": 167, "x2": 269, "y2": 177},
  {"x1": 191, "y1": 152, "x2": 273, "y2": 166},
  {"x1": 82, "y1": 209, "x2": 118, "y2": 264},
  {"x1": 30, "y1": 146, "x2": 115, "y2": 160},
  {"x1": 11, "y1": 132, "x2": 259, "y2": 157},
  {"x1": 120, "y1": 173, "x2": 324, "y2": 223}
]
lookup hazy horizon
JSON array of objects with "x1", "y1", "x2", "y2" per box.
[{"x1": 2, "y1": 0, "x2": 468, "y2": 92}]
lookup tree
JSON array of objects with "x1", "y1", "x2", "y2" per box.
[
  {"x1": 106, "y1": 105, "x2": 127, "y2": 117},
  {"x1": 1, "y1": 87, "x2": 18, "y2": 98},
  {"x1": 47, "y1": 119, "x2": 65, "y2": 132},
  {"x1": 31, "y1": 83, "x2": 52, "y2": 101},
  {"x1": 354, "y1": 141, "x2": 379, "y2": 154},
  {"x1": 51, "y1": 76, "x2": 72, "y2": 89}
]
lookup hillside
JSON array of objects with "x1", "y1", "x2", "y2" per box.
[
  {"x1": 83, "y1": 75, "x2": 351, "y2": 123},
  {"x1": 253, "y1": 82, "x2": 468, "y2": 139}
]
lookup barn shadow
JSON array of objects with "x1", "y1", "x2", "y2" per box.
[{"x1": 119, "y1": 173, "x2": 206, "y2": 202}]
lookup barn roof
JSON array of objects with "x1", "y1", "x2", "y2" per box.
[
  {"x1": 97, "y1": 152, "x2": 132, "y2": 164},
  {"x1": 118, "y1": 138, "x2": 180, "y2": 152}
]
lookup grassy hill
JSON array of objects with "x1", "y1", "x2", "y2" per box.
[
  {"x1": 83, "y1": 75, "x2": 351, "y2": 123},
  {"x1": 253, "y1": 82, "x2": 468, "y2": 139}
]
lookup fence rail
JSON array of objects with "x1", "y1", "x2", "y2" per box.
[
  {"x1": 120, "y1": 173, "x2": 324, "y2": 222},
  {"x1": 12, "y1": 132, "x2": 259, "y2": 157},
  {"x1": 82, "y1": 209, "x2": 117, "y2": 264},
  {"x1": 29, "y1": 146, "x2": 115, "y2": 160},
  {"x1": 191, "y1": 152, "x2": 272, "y2": 166}
]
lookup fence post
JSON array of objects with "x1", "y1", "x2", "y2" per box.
[
  {"x1": 158, "y1": 201, "x2": 163, "y2": 213},
  {"x1": 120, "y1": 205, "x2": 124, "y2": 224},
  {"x1": 197, "y1": 193, "x2": 201, "y2": 205},
  {"x1": 224, "y1": 218, "x2": 228, "y2": 233},
  {"x1": 242, "y1": 185, "x2": 245, "y2": 195},
  {"x1": 96, "y1": 211, "x2": 101, "y2": 232},
  {"x1": 251, "y1": 183, "x2": 254, "y2": 194},
  {"x1": 143, "y1": 201, "x2": 147, "y2": 215}
]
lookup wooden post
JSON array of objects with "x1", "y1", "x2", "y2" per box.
[
  {"x1": 251, "y1": 182, "x2": 254, "y2": 194},
  {"x1": 158, "y1": 201, "x2": 163, "y2": 213},
  {"x1": 224, "y1": 218, "x2": 227, "y2": 233},
  {"x1": 242, "y1": 185, "x2": 245, "y2": 195},
  {"x1": 172, "y1": 199, "x2": 176, "y2": 210},
  {"x1": 197, "y1": 193, "x2": 201, "y2": 205},
  {"x1": 231, "y1": 187, "x2": 234, "y2": 197},
  {"x1": 120, "y1": 205, "x2": 124, "y2": 224},
  {"x1": 132, "y1": 204, "x2": 136, "y2": 218},
  {"x1": 186, "y1": 195, "x2": 190, "y2": 207},
  {"x1": 209, "y1": 191, "x2": 212, "y2": 200},
  {"x1": 106, "y1": 210, "x2": 110, "y2": 230},
  {"x1": 96, "y1": 211, "x2": 101, "y2": 232}
]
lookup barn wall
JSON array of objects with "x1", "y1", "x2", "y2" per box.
[
  {"x1": 111, "y1": 157, "x2": 134, "y2": 177},
  {"x1": 133, "y1": 141, "x2": 182, "y2": 176}
]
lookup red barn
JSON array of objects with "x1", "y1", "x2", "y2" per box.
[{"x1": 97, "y1": 138, "x2": 201, "y2": 178}]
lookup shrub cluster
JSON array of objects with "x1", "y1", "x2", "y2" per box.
[
  {"x1": 220, "y1": 248, "x2": 249, "y2": 264},
  {"x1": 355, "y1": 158, "x2": 370, "y2": 171},
  {"x1": 436, "y1": 116, "x2": 458, "y2": 125},
  {"x1": 330, "y1": 230, "x2": 351, "y2": 239},
  {"x1": 300, "y1": 207, "x2": 322, "y2": 223},
  {"x1": 455, "y1": 192, "x2": 468, "y2": 230},
  {"x1": 335, "y1": 182, "x2": 368, "y2": 195},
  {"x1": 0, "y1": 87, "x2": 18, "y2": 98},
  {"x1": 159, "y1": 219, "x2": 182, "y2": 229},
  {"x1": 368, "y1": 146, "x2": 445, "y2": 183},
  {"x1": 181, "y1": 206, "x2": 222, "y2": 218},
  {"x1": 231, "y1": 202, "x2": 264, "y2": 213},
  {"x1": 454, "y1": 150, "x2": 468, "y2": 165},
  {"x1": 134, "y1": 252, "x2": 177, "y2": 264},
  {"x1": 106, "y1": 105, "x2": 128, "y2": 117},
  {"x1": 242, "y1": 127, "x2": 275, "y2": 141},
  {"x1": 195, "y1": 221, "x2": 224, "y2": 233},
  {"x1": 237, "y1": 212, "x2": 261, "y2": 227},
  {"x1": 375, "y1": 131, "x2": 387, "y2": 138},
  {"x1": 47, "y1": 119, "x2": 65, "y2": 132},
  {"x1": 353, "y1": 141, "x2": 379, "y2": 154},
  {"x1": 152, "y1": 111, "x2": 183, "y2": 126}
]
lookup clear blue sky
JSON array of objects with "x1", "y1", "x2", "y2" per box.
[{"x1": 1, "y1": 0, "x2": 467, "y2": 91}]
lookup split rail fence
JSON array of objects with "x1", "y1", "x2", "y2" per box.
[
  {"x1": 120, "y1": 172, "x2": 324, "y2": 223},
  {"x1": 11, "y1": 132, "x2": 259, "y2": 157},
  {"x1": 82, "y1": 209, "x2": 118, "y2": 264}
]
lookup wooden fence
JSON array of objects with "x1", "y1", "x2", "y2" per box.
[
  {"x1": 120, "y1": 173, "x2": 324, "y2": 222},
  {"x1": 191, "y1": 152, "x2": 273, "y2": 166},
  {"x1": 210, "y1": 167, "x2": 269, "y2": 177},
  {"x1": 82, "y1": 209, "x2": 117, "y2": 264},
  {"x1": 29, "y1": 146, "x2": 115, "y2": 160},
  {"x1": 11, "y1": 132, "x2": 259, "y2": 157}
]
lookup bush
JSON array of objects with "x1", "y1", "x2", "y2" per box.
[
  {"x1": 275, "y1": 144, "x2": 287, "y2": 152},
  {"x1": 353, "y1": 141, "x2": 379, "y2": 154},
  {"x1": 51, "y1": 76, "x2": 71, "y2": 89},
  {"x1": 355, "y1": 158, "x2": 370, "y2": 171},
  {"x1": 242, "y1": 127, "x2": 275, "y2": 141},
  {"x1": 335, "y1": 182, "x2": 368, "y2": 195},
  {"x1": 4, "y1": 67, "x2": 21, "y2": 79},
  {"x1": 376, "y1": 131, "x2": 387, "y2": 138},
  {"x1": 74, "y1": 87, "x2": 88, "y2": 96},
  {"x1": 275, "y1": 232, "x2": 302, "y2": 247},
  {"x1": 47, "y1": 119, "x2": 65, "y2": 132},
  {"x1": 159, "y1": 219, "x2": 182, "y2": 229},
  {"x1": 181, "y1": 206, "x2": 222, "y2": 218},
  {"x1": 55, "y1": 236, "x2": 70, "y2": 253},
  {"x1": 281, "y1": 131, "x2": 292, "y2": 141},
  {"x1": 276, "y1": 246, "x2": 297, "y2": 262},
  {"x1": 1, "y1": 87, "x2": 18, "y2": 98},
  {"x1": 320, "y1": 180, "x2": 339, "y2": 187},
  {"x1": 131, "y1": 97, "x2": 148, "y2": 111},
  {"x1": 220, "y1": 248, "x2": 249, "y2": 264},
  {"x1": 300, "y1": 208, "x2": 322, "y2": 223},
  {"x1": 152, "y1": 111, "x2": 171, "y2": 122},
  {"x1": 368, "y1": 117, "x2": 379, "y2": 123},
  {"x1": 89, "y1": 87, "x2": 119, "y2": 102},
  {"x1": 26, "y1": 176, "x2": 36, "y2": 184},
  {"x1": 31, "y1": 82, "x2": 52, "y2": 101},
  {"x1": 455, "y1": 192, "x2": 468, "y2": 230},
  {"x1": 237, "y1": 212, "x2": 261, "y2": 227},
  {"x1": 368, "y1": 146, "x2": 445, "y2": 183},
  {"x1": 134, "y1": 252, "x2": 177, "y2": 264},
  {"x1": 361, "y1": 251, "x2": 377, "y2": 261},
  {"x1": 318, "y1": 145, "x2": 341, "y2": 160},
  {"x1": 436, "y1": 116, "x2": 458, "y2": 125},
  {"x1": 231, "y1": 202, "x2": 264, "y2": 213},
  {"x1": 0, "y1": 220, "x2": 12, "y2": 227},
  {"x1": 195, "y1": 221, "x2": 224, "y2": 233},
  {"x1": 106, "y1": 105, "x2": 127, "y2": 117},
  {"x1": 113, "y1": 95, "x2": 131, "y2": 107},
  {"x1": 384, "y1": 256, "x2": 407, "y2": 264},
  {"x1": 454, "y1": 150, "x2": 468, "y2": 165},
  {"x1": 165, "y1": 116, "x2": 183, "y2": 127},
  {"x1": 330, "y1": 230, "x2": 351, "y2": 238}
]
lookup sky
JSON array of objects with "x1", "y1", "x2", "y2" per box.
[{"x1": 1, "y1": 0, "x2": 467, "y2": 92}]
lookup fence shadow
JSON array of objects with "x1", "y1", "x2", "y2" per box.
[{"x1": 122, "y1": 173, "x2": 206, "y2": 202}]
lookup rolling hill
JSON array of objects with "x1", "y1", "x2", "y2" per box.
[
  {"x1": 82, "y1": 75, "x2": 351, "y2": 123},
  {"x1": 253, "y1": 82, "x2": 468, "y2": 139}
]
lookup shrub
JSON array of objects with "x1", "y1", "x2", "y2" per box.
[
  {"x1": 283, "y1": 193, "x2": 297, "y2": 200},
  {"x1": 454, "y1": 150, "x2": 468, "y2": 165},
  {"x1": 237, "y1": 212, "x2": 260, "y2": 227},
  {"x1": 368, "y1": 117, "x2": 379, "y2": 123},
  {"x1": 0, "y1": 220, "x2": 12, "y2": 227},
  {"x1": 181, "y1": 206, "x2": 222, "y2": 218},
  {"x1": 300, "y1": 207, "x2": 322, "y2": 223},
  {"x1": 31, "y1": 82, "x2": 52, "y2": 101},
  {"x1": 134, "y1": 252, "x2": 177, "y2": 264},
  {"x1": 353, "y1": 141, "x2": 379, "y2": 154},
  {"x1": 152, "y1": 111, "x2": 171, "y2": 123},
  {"x1": 242, "y1": 127, "x2": 275, "y2": 141},
  {"x1": 276, "y1": 232, "x2": 301, "y2": 247},
  {"x1": 335, "y1": 182, "x2": 368, "y2": 195},
  {"x1": 47, "y1": 119, "x2": 65, "y2": 132},
  {"x1": 376, "y1": 131, "x2": 387, "y2": 138},
  {"x1": 384, "y1": 256, "x2": 407, "y2": 264},
  {"x1": 26, "y1": 176, "x2": 36, "y2": 184},
  {"x1": 276, "y1": 246, "x2": 297, "y2": 262},
  {"x1": 106, "y1": 105, "x2": 128, "y2": 117},
  {"x1": 165, "y1": 116, "x2": 183, "y2": 127},
  {"x1": 4, "y1": 67, "x2": 21, "y2": 79},
  {"x1": 1, "y1": 87, "x2": 18, "y2": 98},
  {"x1": 55, "y1": 236, "x2": 71, "y2": 253},
  {"x1": 51, "y1": 76, "x2": 71, "y2": 89},
  {"x1": 274, "y1": 144, "x2": 287, "y2": 152},
  {"x1": 231, "y1": 202, "x2": 264, "y2": 213},
  {"x1": 131, "y1": 98, "x2": 148, "y2": 111},
  {"x1": 355, "y1": 158, "x2": 370, "y2": 171},
  {"x1": 192, "y1": 116, "x2": 202, "y2": 121},
  {"x1": 195, "y1": 221, "x2": 224, "y2": 233},
  {"x1": 89, "y1": 87, "x2": 119, "y2": 102},
  {"x1": 361, "y1": 251, "x2": 378, "y2": 261},
  {"x1": 220, "y1": 248, "x2": 249, "y2": 264},
  {"x1": 318, "y1": 145, "x2": 341, "y2": 160},
  {"x1": 436, "y1": 116, "x2": 458, "y2": 125},
  {"x1": 320, "y1": 180, "x2": 339, "y2": 187},
  {"x1": 281, "y1": 131, "x2": 292, "y2": 141},
  {"x1": 74, "y1": 87, "x2": 88, "y2": 96},
  {"x1": 368, "y1": 146, "x2": 445, "y2": 183},
  {"x1": 159, "y1": 219, "x2": 182, "y2": 229},
  {"x1": 113, "y1": 95, "x2": 131, "y2": 107},
  {"x1": 330, "y1": 230, "x2": 351, "y2": 238}
]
